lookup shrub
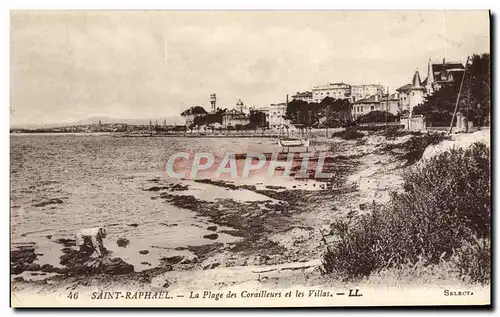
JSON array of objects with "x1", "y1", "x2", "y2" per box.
[
  {"x1": 401, "y1": 132, "x2": 450, "y2": 165},
  {"x1": 323, "y1": 142, "x2": 491, "y2": 283},
  {"x1": 322, "y1": 212, "x2": 384, "y2": 279},
  {"x1": 451, "y1": 236, "x2": 490, "y2": 284},
  {"x1": 357, "y1": 111, "x2": 397, "y2": 124},
  {"x1": 331, "y1": 127, "x2": 364, "y2": 140}
]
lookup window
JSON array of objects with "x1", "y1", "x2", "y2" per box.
[{"x1": 371, "y1": 105, "x2": 374, "y2": 111}]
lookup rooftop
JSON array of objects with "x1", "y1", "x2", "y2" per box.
[
  {"x1": 432, "y1": 61, "x2": 465, "y2": 74},
  {"x1": 224, "y1": 109, "x2": 248, "y2": 119},
  {"x1": 313, "y1": 82, "x2": 351, "y2": 89},
  {"x1": 396, "y1": 83, "x2": 413, "y2": 92},
  {"x1": 381, "y1": 93, "x2": 399, "y2": 101},
  {"x1": 292, "y1": 91, "x2": 313, "y2": 97}
]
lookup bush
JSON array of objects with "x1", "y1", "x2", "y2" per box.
[
  {"x1": 331, "y1": 127, "x2": 364, "y2": 140},
  {"x1": 383, "y1": 126, "x2": 417, "y2": 138},
  {"x1": 323, "y1": 142, "x2": 491, "y2": 283},
  {"x1": 357, "y1": 111, "x2": 397, "y2": 124},
  {"x1": 400, "y1": 133, "x2": 450, "y2": 165},
  {"x1": 451, "y1": 236, "x2": 490, "y2": 284},
  {"x1": 323, "y1": 213, "x2": 382, "y2": 279}
]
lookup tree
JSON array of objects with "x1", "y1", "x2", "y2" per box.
[
  {"x1": 181, "y1": 106, "x2": 208, "y2": 116},
  {"x1": 249, "y1": 110, "x2": 267, "y2": 128},
  {"x1": 322, "y1": 97, "x2": 353, "y2": 127},
  {"x1": 466, "y1": 53, "x2": 490, "y2": 126},
  {"x1": 206, "y1": 108, "x2": 225, "y2": 125},
  {"x1": 412, "y1": 84, "x2": 457, "y2": 126},
  {"x1": 285, "y1": 97, "x2": 354, "y2": 128},
  {"x1": 193, "y1": 115, "x2": 206, "y2": 127},
  {"x1": 285, "y1": 100, "x2": 308, "y2": 123}
]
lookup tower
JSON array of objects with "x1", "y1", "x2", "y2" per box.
[
  {"x1": 210, "y1": 93, "x2": 216, "y2": 112},
  {"x1": 412, "y1": 70, "x2": 422, "y2": 88},
  {"x1": 426, "y1": 58, "x2": 434, "y2": 94},
  {"x1": 409, "y1": 70, "x2": 426, "y2": 115}
]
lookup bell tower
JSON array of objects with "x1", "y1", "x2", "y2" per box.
[{"x1": 210, "y1": 93, "x2": 216, "y2": 112}]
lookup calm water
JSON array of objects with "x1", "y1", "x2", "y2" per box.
[{"x1": 10, "y1": 134, "x2": 291, "y2": 270}]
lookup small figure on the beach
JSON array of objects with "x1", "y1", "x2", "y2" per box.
[{"x1": 76, "y1": 227, "x2": 107, "y2": 257}]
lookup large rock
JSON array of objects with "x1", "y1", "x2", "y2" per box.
[
  {"x1": 34, "y1": 198, "x2": 64, "y2": 207},
  {"x1": 40, "y1": 264, "x2": 54, "y2": 272},
  {"x1": 180, "y1": 253, "x2": 198, "y2": 264},
  {"x1": 160, "y1": 255, "x2": 184, "y2": 265},
  {"x1": 25, "y1": 263, "x2": 41, "y2": 271},
  {"x1": 101, "y1": 257, "x2": 134, "y2": 275},
  {"x1": 56, "y1": 243, "x2": 134, "y2": 276},
  {"x1": 116, "y1": 238, "x2": 130, "y2": 248},
  {"x1": 11, "y1": 265, "x2": 24, "y2": 275},
  {"x1": 203, "y1": 233, "x2": 219, "y2": 240},
  {"x1": 11, "y1": 247, "x2": 37, "y2": 264},
  {"x1": 11, "y1": 246, "x2": 38, "y2": 275},
  {"x1": 203, "y1": 262, "x2": 220, "y2": 270}
]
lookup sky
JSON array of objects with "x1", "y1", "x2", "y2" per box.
[{"x1": 10, "y1": 10, "x2": 490, "y2": 127}]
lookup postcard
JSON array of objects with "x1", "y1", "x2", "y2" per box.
[{"x1": 10, "y1": 10, "x2": 491, "y2": 307}]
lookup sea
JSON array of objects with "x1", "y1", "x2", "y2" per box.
[{"x1": 10, "y1": 134, "x2": 323, "y2": 271}]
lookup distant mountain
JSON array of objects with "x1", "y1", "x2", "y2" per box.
[{"x1": 11, "y1": 115, "x2": 185, "y2": 129}]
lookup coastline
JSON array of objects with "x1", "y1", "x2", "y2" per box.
[{"x1": 10, "y1": 129, "x2": 491, "y2": 305}]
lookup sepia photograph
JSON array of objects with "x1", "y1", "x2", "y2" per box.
[{"x1": 9, "y1": 10, "x2": 491, "y2": 307}]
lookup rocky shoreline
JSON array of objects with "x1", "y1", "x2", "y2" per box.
[{"x1": 12, "y1": 130, "x2": 444, "y2": 293}]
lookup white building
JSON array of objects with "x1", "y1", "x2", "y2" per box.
[
  {"x1": 352, "y1": 93, "x2": 400, "y2": 119},
  {"x1": 312, "y1": 82, "x2": 351, "y2": 102},
  {"x1": 235, "y1": 99, "x2": 251, "y2": 115},
  {"x1": 267, "y1": 103, "x2": 292, "y2": 130},
  {"x1": 222, "y1": 109, "x2": 250, "y2": 127},
  {"x1": 396, "y1": 70, "x2": 427, "y2": 115},
  {"x1": 351, "y1": 84, "x2": 384, "y2": 102}
]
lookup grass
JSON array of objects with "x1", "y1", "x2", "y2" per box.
[{"x1": 322, "y1": 142, "x2": 491, "y2": 284}]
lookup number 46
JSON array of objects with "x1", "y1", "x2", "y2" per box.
[{"x1": 67, "y1": 291, "x2": 79, "y2": 299}]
